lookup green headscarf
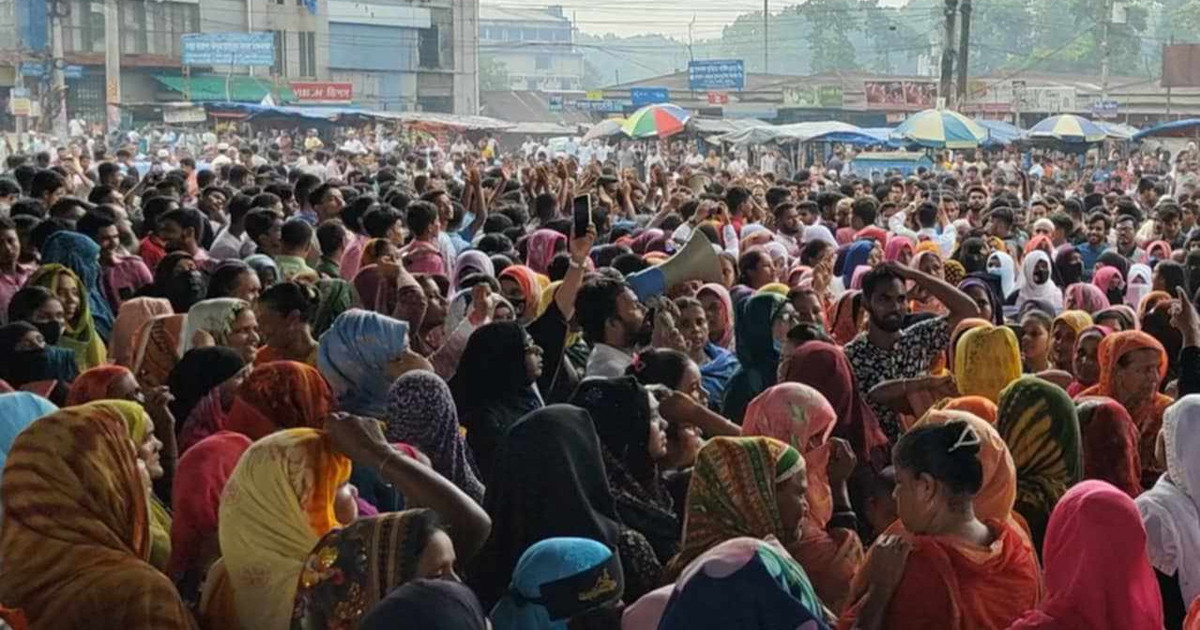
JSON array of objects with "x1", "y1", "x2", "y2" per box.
[
  {"x1": 722, "y1": 293, "x2": 788, "y2": 424},
  {"x1": 28, "y1": 264, "x2": 107, "y2": 372},
  {"x1": 314, "y1": 279, "x2": 360, "y2": 337}
]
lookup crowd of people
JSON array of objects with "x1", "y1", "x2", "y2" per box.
[{"x1": 0, "y1": 125, "x2": 1197, "y2": 630}]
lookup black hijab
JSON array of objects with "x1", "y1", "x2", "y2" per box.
[
  {"x1": 167, "y1": 346, "x2": 246, "y2": 424},
  {"x1": 468, "y1": 404, "x2": 622, "y2": 609},
  {"x1": 0, "y1": 322, "x2": 78, "y2": 402},
  {"x1": 360, "y1": 579, "x2": 488, "y2": 630},
  {"x1": 142, "y1": 251, "x2": 207, "y2": 313},
  {"x1": 955, "y1": 237, "x2": 989, "y2": 274}
]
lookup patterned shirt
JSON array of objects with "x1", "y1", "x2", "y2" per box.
[{"x1": 844, "y1": 315, "x2": 951, "y2": 441}]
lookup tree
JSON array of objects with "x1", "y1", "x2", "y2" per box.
[
  {"x1": 799, "y1": 0, "x2": 861, "y2": 73},
  {"x1": 480, "y1": 57, "x2": 510, "y2": 92}
]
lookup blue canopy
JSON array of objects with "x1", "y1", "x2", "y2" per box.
[
  {"x1": 1132, "y1": 118, "x2": 1200, "y2": 141},
  {"x1": 973, "y1": 119, "x2": 1023, "y2": 147}
]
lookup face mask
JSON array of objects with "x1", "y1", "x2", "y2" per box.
[
  {"x1": 167, "y1": 271, "x2": 208, "y2": 312},
  {"x1": 7, "y1": 347, "x2": 68, "y2": 386},
  {"x1": 33, "y1": 320, "x2": 62, "y2": 346}
]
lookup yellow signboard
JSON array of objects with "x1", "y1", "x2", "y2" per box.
[{"x1": 586, "y1": 90, "x2": 603, "y2": 101}]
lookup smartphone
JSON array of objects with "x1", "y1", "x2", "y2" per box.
[{"x1": 572, "y1": 194, "x2": 592, "y2": 237}]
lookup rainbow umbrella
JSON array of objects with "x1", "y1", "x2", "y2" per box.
[
  {"x1": 1026, "y1": 114, "x2": 1107, "y2": 143},
  {"x1": 890, "y1": 108, "x2": 987, "y2": 149},
  {"x1": 622, "y1": 103, "x2": 691, "y2": 138}
]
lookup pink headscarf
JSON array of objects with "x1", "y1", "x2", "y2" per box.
[
  {"x1": 835, "y1": 227, "x2": 856, "y2": 245},
  {"x1": 697, "y1": 283, "x2": 735, "y2": 349},
  {"x1": 1146, "y1": 240, "x2": 1173, "y2": 262},
  {"x1": 1092, "y1": 265, "x2": 1124, "y2": 293},
  {"x1": 1064, "y1": 283, "x2": 1110, "y2": 314},
  {"x1": 885, "y1": 236, "x2": 915, "y2": 263},
  {"x1": 849, "y1": 265, "x2": 871, "y2": 290},
  {"x1": 525, "y1": 229, "x2": 567, "y2": 275}
]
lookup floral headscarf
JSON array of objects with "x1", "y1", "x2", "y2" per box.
[
  {"x1": 385, "y1": 370, "x2": 484, "y2": 503},
  {"x1": 225, "y1": 361, "x2": 333, "y2": 440}
]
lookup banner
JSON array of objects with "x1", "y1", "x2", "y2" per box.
[
  {"x1": 182, "y1": 32, "x2": 276, "y2": 67},
  {"x1": 163, "y1": 106, "x2": 207, "y2": 124},
  {"x1": 688, "y1": 60, "x2": 745, "y2": 91},
  {"x1": 707, "y1": 91, "x2": 729, "y2": 105},
  {"x1": 1019, "y1": 86, "x2": 1077, "y2": 113},
  {"x1": 630, "y1": 87, "x2": 669, "y2": 107},
  {"x1": 290, "y1": 81, "x2": 353, "y2": 104},
  {"x1": 864, "y1": 80, "x2": 937, "y2": 110},
  {"x1": 782, "y1": 85, "x2": 843, "y2": 108}
]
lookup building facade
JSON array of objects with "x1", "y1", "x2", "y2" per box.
[{"x1": 479, "y1": 5, "x2": 582, "y2": 92}]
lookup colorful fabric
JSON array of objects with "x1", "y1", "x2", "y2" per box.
[
  {"x1": 724, "y1": 292, "x2": 786, "y2": 423},
  {"x1": 0, "y1": 392, "x2": 56, "y2": 472},
  {"x1": 1063, "y1": 283, "x2": 1110, "y2": 314},
  {"x1": 385, "y1": 369, "x2": 484, "y2": 503},
  {"x1": 452, "y1": 250, "x2": 496, "y2": 289},
  {"x1": 959, "y1": 277, "x2": 1003, "y2": 325},
  {"x1": 1008, "y1": 481, "x2": 1163, "y2": 630},
  {"x1": 1136, "y1": 394, "x2": 1200, "y2": 606},
  {"x1": 943, "y1": 259, "x2": 966, "y2": 286},
  {"x1": 218, "y1": 428, "x2": 352, "y2": 630},
  {"x1": 526, "y1": 229, "x2": 567, "y2": 275},
  {"x1": 885, "y1": 236, "x2": 914, "y2": 263},
  {"x1": 0, "y1": 404, "x2": 192, "y2": 629},
  {"x1": 665, "y1": 436, "x2": 802, "y2": 579},
  {"x1": 500, "y1": 265, "x2": 541, "y2": 324},
  {"x1": 996, "y1": 377, "x2": 1083, "y2": 552},
  {"x1": 226, "y1": 360, "x2": 333, "y2": 441},
  {"x1": 840, "y1": 240, "x2": 874, "y2": 288},
  {"x1": 40, "y1": 231, "x2": 114, "y2": 340},
  {"x1": 955, "y1": 324, "x2": 1022, "y2": 403},
  {"x1": 1075, "y1": 397, "x2": 1142, "y2": 498},
  {"x1": 130, "y1": 314, "x2": 186, "y2": 388},
  {"x1": 946, "y1": 317, "x2": 991, "y2": 374},
  {"x1": 28, "y1": 263, "x2": 107, "y2": 371},
  {"x1": 658, "y1": 537, "x2": 828, "y2": 630},
  {"x1": 181, "y1": 298, "x2": 249, "y2": 354},
  {"x1": 491, "y1": 537, "x2": 624, "y2": 630},
  {"x1": 698, "y1": 283, "x2": 735, "y2": 350},
  {"x1": 110, "y1": 297, "x2": 173, "y2": 368},
  {"x1": 65, "y1": 365, "x2": 133, "y2": 406},
  {"x1": 1053, "y1": 310, "x2": 1092, "y2": 337},
  {"x1": 912, "y1": 409, "x2": 1017, "y2": 521},
  {"x1": 292, "y1": 510, "x2": 436, "y2": 629},
  {"x1": 353, "y1": 264, "x2": 395, "y2": 315},
  {"x1": 317, "y1": 309, "x2": 409, "y2": 417},
  {"x1": 313, "y1": 278, "x2": 359, "y2": 337}
]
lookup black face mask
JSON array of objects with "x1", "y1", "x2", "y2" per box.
[
  {"x1": 1106, "y1": 286, "x2": 1125, "y2": 306},
  {"x1": 33, "y1": 320, "x2": 62, "y2": 346},
  {"x1": 167, "y1": 270, "x2": 208, "y2": 313}
]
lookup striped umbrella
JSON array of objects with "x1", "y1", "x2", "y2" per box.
[
  {"x1": 1027, "y1": 114, "x2": 1107, "y2": 143},
  {"x1": 890, "y1": 108, "x2": 987, "y2": 149},
  {"x1": 622, "y1": 103, "x2": 691, "y2": 139}
]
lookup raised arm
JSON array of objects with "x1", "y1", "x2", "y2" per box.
[{"x1": 885, "y1": 261, "x2": 980, "y2": 328}]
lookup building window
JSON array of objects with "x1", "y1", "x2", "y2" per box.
[
  {"x1": 298, "y1": 31, "x2": 317, "y2": 76},
  {"x1": 272, "y1": 30, "x2": 288, "y2": 76},
  {"x1": 418, "y1": 26, "x2": 439, "y2": 68},
  {"x1": 535, "y1": 55, "x2": 551, "y2": 71}
]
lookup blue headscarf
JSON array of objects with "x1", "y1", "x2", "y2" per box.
[
  {"x1": 317, "y1": 308, "x2": 408, "y2": 417},
  {"x1": 722, "y1": 292, "x2": 786, "y2": 423},
  {"x1": 41, "y1": 231, "x2": 114, "y2": 341},
  {"x1": 0, "y1": 392, "x2": 57, "y2": 471},
  {"x1": 244, "y1": 254, "x2": 280, "y2": 287},
  {"x1": 490, "y1": 538, "x2": 623, "y2": 630},
  {"x1": 840, "y1": 239, "x2": 875, "y2": 288}
]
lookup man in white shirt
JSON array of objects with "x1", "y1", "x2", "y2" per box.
[
  {"x1": 888, "y1": 198, "x2": 959, "y2": 258},
  {"x1": 210, "y1": 144, "x2": 234, "y2": 169},
  {"x1": 760, "y1": 149, "x2": 777, "y2": 176},
  {"x1": 684, "y1": 147, "x2": 704, "y2": 168}
]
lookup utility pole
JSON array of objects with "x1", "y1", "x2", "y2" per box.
[
  {"x1": 105, "y1": 0, "x2": 121, "y2": 135},
  {"x1": 1099, "y1": 0, "x2": 1114, "y2": 102},
  {"x1": 940, "y1": 0, "x2": 958, "y2": 109},
  {"x1": 956, "y1": 0, "x2": 972, "y2": 108},
  {"x1": 49, "y1": 0, "x2": 68, "y2": 139},
  {"x1": 763, "y1": 0, "x2": 769, "y2": 74}
]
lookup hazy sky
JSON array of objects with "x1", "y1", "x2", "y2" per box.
[{"x1": 481, "y1": 0, "x2": 908, "y2": 40}]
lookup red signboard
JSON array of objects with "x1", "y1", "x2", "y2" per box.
[
  {"x1": 707, "y1": 91, "x2": 729, "y2": 105},
  {"x1": 290, "y1": 81, "x2": 353, "y2": 104}
]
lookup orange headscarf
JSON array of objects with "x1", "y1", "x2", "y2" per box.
[
  {"x1": 224, "y1": 361, "x2": 333, "y2": 441},
  {"x1": 64, "y1": 365, "x2": 134, "y2": 406},
  {"x1": 829, "y1": 290, "x2": 862, "y2": 345},
  {"x1": 1137, "y1": 290, "x2": 1172, "y2": 322},
  {"x1": 938, "y1": 395, "x2": 999, "y2": 425}
]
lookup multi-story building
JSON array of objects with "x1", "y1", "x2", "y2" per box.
[{"x1": 479, "y1": 5, "x2": 582, "y2": 92}]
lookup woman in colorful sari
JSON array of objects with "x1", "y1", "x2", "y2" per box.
[
  {"x1": 954, "y1": 324, "x2": 1022, "y2": 404},
  {"x1": 723, "y1": 292, "x2": 791, "y2": 424},
  {"x1": 1050, "y1": 310, "x2": 1092, "y2": 372},
  {"x1": 169, "y1": 346, "x2": 248, "y2": 453},
  {"x1": 318, "y1": 309, "x2": 424, "y2": 419},
  {"x1": 1075, "y1": 397, "x2": 1142, "y2": 498},
  {"x1": 0, "y1": 404, "x2": 193, "y2": 629},
  {"x1": 384, "y1": 369, "x2": 484, "y2": 503},
  {"x1": 780, "y1": 340, "x2": 888, "y2": 468},
  {"x1": 129, "y1": 313, "x2": 186, "y2": 388},
  {"x1": 28, "y1": 264, "x2": 106, "y2": 371},
  {"x1": 885, "y1": 236, "x2": 914, "y2": 265},
  {"x1": 674, "y1": 296, "x2": 739, "y2": 411},
  {"x1": 110, "y1": 297, "x2": 173, "y2": 368},
  {"x1": 995, "y1": 376, "x2": 1083, "y2": 553},
  {"x1": 40, "y1": 230, "x2": 114, "y2": 340},
  {"x1": 167, "y1": 430, "x2": 252, "y2": 613},
  {"x1": 525, "y1": 228, "x2": 567, "y2": 275},
  {"x1": 181, "y1": 297, "x2": 259, "y2": 363},
  {"x1": 1075, "y1": 330, "x2": 1171, "y2": 488},
  {"x1": 215, "y1": 428, "x2": 354, "y2": 630},
  {"x1": 1008, "y1": 480, "x2": 1164, "y2": 630},
  {"x1": 1066, "y1": 325, "x2": 1111, "y2": 396},
  {"x1": 0, "y1": 392, "x2": 56, "y2": 474},
  {"x1": 469, "y1": 405, "x2": 659, "y2": 608},
  {"x1": 1137, "y1": 395, "x2": 1200, "y2": 629},
  {"x1": 838, "y1": 419, "x2": 1040, "y2": 630},
  {"x1": 742, "y1": 383, "x2": 864, "y2": 611},
  {"x1": 959, "y1": 277, "x2": 1004, "y2": 325},
  {"x1": 1063, "y1": 282, "x2": 1110, "y2": 315},
  {"x1": 225, "y1": 360, "x2": 333, "y2": 441},
  {"x1": 492, "y1": 537, "x2": 625, "y2": 630}
]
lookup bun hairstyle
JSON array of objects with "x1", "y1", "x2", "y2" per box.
[
  {"x1": 626, "y1": 347, "x2": 692, "y2": 391},
  {"x1": 259, "y1": 280, "x2": 320, "y2": 324},
  {"x1": 894, "y1": 420, "x2": 984, "y2": 498}
]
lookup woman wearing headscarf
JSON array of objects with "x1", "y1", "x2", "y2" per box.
[
  {"x1": 385, "y1": 370, "x2": 484, "y2": 503},
  {"x1": 180, "y1": 297, "x2": 258, "y2": 363},
  {"x1": 448, "y1": 321, "x2": 544, "y2": 482},
  {"x1": 40, "y1": 230, "x2": 114, "y2": 341},
  {"x1": 224, "y1": 360, "x2": 332, "y2": 441},
  {"x1": 696, "y1": 283, "x2": 734, "y2": 350},
  {"x1": 1008, "y1": 480, "x2": 1164, "y2": 630},
  {"x1": 1075, "y1": 330, "x2": 1171, "y2": 488},
  {"x1": 1094, "y1": 304, "x2": 1137, "y2": 331},
  {"x1": 110, "y1": 297, "x2": 173, "y2": 368},
  {"x1": 469, "y1": 405, "x2": 660, "y2": 608},
  {"x1": 936, "y1": 395, "x2": 999, "y2": 424},
  {"x1": 0, "y1": 404, "x2": 193, "y2": 629},
  {"x1": 838, "y1": 418, "x2": 1040, "y2": 630},
  {"x1": 1054, "y1": 245, "x2": 1084, "y2": 287},
  {"x1": 570, "y1": 377, "x2": 680, "y2": 563},
  {"x1": 451, "y1": 250, "x2": 495, "y2": 291},
  {"x1": 954, "y1": 324, "x2": 1022, "y2": 404},
  {"x1": 1016, "y1": 250, "x2": 1064, "y2": 313},
  {"x1": 908, "y1": 250, "x2": 948, "y2": 315},
  {"x1": 313, "y1": 277, "x2": 359, "y2": 338},
  {"x1": 167, "y1": 431, "x2": 251, "y2": 613},
  {"x1": 959, "y1": 277, "x2": 1004, "y2": 325},
  {"x1": 885, "y1": 236, "x2": 914, "y2": 265},
  {"x1": 492, "y1": 537, "x2": 625, "y2": 630},
  {"x1": 1137, "y1": 395, "x2": 1200, "y2": 629},
  {"x1": 0, "y1": 321, "x2": 77, "y2": 403},
  {"x1": 499, "y1": 264, "x2": 542, "y2": 326},
  {"x1": 943, "y1": 259, "x2": 966, "y2": 287},
  {"x1": 139, "y1": 251, "x2": 207, "y2": 314},
  {"x1": 1127, "y1": 263, "x2": 1154, "y2": 308},
  {"x1": 318, "y1": 309, "x2": 420, "y2": 418},
  {"x1": 723, "y1": 292, "x2": 790, "y2": 424},
  {"x1": 129, "y1": 313, "x2": 186, "y2": 388},
  {"x1": 1064, "y1": 282, "x2": 1110, "y2": 315},
  {"x1": 956, "y1": 237, "x2": 991, "y2": 275},
  {"x1": 170, "y1": 347, "x2": 247, "y2": 454},
  {"x1": 651, "y1": 538, "x2": 829, "y2": 630},
  {"x1": 0, "y1": 392, "x2": 56, "y2": 475},
  {"x1": 1096, "y1": 250, "x2": 1132, "y2": 281},
  {"x1": 987, "y1": 250, "x2": 1017, "y2": 299},
  {"x1": 840, "y1": 240, "x2": 875, "y2": 289},
  {"x1": 829, "y1": 289, "x2": 864, "y2": 345},
  {"x1": 525, "y1": 229, "x2": 567, "y2": 275},
  {"x1": 780, "y1": 341, "x2": 888, "y2": 468},
  {"x1": 245, "y1": 253, "x2": 281, "y2": 289},
  {"x1": 1093, "y1": 264, "x2": 1127, "y2": 308},
  {"x1": 742, "y1": 383, "x2": 864, "y2": 611},
  {"x1": 360, "y1": 580, "x2": 489, "y2": 630},
  {"x1": 674, "y1": 297, "x2": 738, "y2": 411},
  {"x1": 1051, "y1": 310, "x2": 1092, "y2": 372},
  {"x1": 995, "y1": 376, "x2": 1083, "y2": 553},
  {"x1": 28, "y1": 264, "x2": 107, "y2": 371},
  {"x1": 65, "y1": 364, "x2": 139, "y2": 406},
  {"x1": 1075, "y1": 397, "x2": 1142, "y2": 498}
]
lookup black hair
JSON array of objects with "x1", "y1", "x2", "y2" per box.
[
  {"x1": 30, "y1": 169, "x2": 64, "y2": 199},
  {"x1": 860, "y1": 265, "x2": 904, "y2": 301},
  {"x1": 575, "y1": 276, "x2": 628, "y2": 344},
  {"x1": 786, "y1": 322, "x2": 833, "y2": 345},
  {"x1": 1155, "y1": 260, "x2": 1190, "y2": 298},
  {"x1": 207, "y1": 261, "x2": 254, "y2": 299},
  {"x1": 988, "y1": 206, "x2": 1014, "y2": 228},
  {"x1": 362, "y1": 207, "x2": 403, "y2": 239},
  {"x1": 893, "y1": 420, "x2": 984, "y2": 499},
  {"x1": 611, "y1": 253, "x2": 648, "y2": 275},
  {"x1": 76, "y1": 211, "x2": 117, "y2": 240},
  {"x1": 851, "y1": 197, "x2": 879, "y2": 226},
  {"x1": 915, "y1": 201, "x2": 938, "y2": 228},
  {"x1": 86, "y1": 184, "x2": 117, "y2": 205},
  {"x1": 1048, "y1": 212, "x2": 1074, "y2": 234},
  {"x1": 160, "y1": 207, "x2": 205, "y2": 241},
  {"x1": 30, "y1": 218, "x2": 69, "y2": 252},
  {"x1": 725, "y1": 186, "x2": 751, "y2": 213},
  {"x1": 259, "y1": 281, "x2": 320, "y2": 324},
  {"x1": 295, "y1": 173, "x2": 323, "y2": 208},
  {"x1": 546, "y1": 252, "x2": 572, "y2": 282},
  {"x1": 344, "y1": 196, "x2": 379, "y2": 234},
  {"x1": 280, "y1": 218, "x2": 314, "y2": 251},
  {"x1": 406, "y1": 201, "x2": 439, "y2": 238},
  {"x1": 626, "y1": 347, "x2": 692, "y2": 390},
  {"x1": 7, "y1": 286, "x2": 56, "y2": 324},
  {"x1": 477, "y1": 233, "x2": 514, "y2": 257},
  {"x1": 307, "y1": 182, "x2": 338, "y2": 209},
  {"x1": 765, "y1": 186, "x2": 791, "y2": 208},
  {"x1": 737, "y1": 248, "x2": 769, "y2": 285},
  {"x1": 317, "y1": 219, "x2": 347, "y2": 257},
  {"x1": 140, "y1": 196, "x2": 180, "y2": 237},
  {"x1": 9, "y1": 198, "x2": 44, "y2": 219},
  {"x1": 245, "y1": 209, "x2": 280, "y2": 244}
]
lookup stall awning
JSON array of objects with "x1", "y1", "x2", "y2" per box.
[{"x1": 154, "y1": 75, "x2": 296, "y2": 103}]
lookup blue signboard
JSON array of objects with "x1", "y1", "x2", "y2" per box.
[
  {"x1": 689, "y1": 60, "x2": 745, "y2": 91},
  {"x1": 182, "y1": 32, "x2": 276, "y2": 67},
  {"x1": 15, "y1": 0, "x2": 48, "y2": 52},
  {"x1": 22, "y1": 63, "x2": 85, "y2": 79},
  {"x1": 573, "y1": 100, "x2": 624, "y2": 113},
  {"x1": 630, "y1": 87, "x2": 670, "y2": 107}
]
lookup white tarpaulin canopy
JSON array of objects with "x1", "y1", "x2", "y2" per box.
[{"x1": 713, "y1": 121, "x2": 867, "y2": 146}]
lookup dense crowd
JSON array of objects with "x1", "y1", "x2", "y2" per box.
[{"x1": 0, "y1": 126, "x2": 1196, "y2": 630}]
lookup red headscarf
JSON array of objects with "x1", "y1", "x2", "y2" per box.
[
  {"x1": 855, "y1": 226, "x2": 889, "y2": 248},
  {"x1": 225, "y1": 361, "x2": 333, "y2": 440},
  {"x1": 829, "y1": 290, "x2": 862, "y2": 345},
  {"x1": 499, "y1": 265, "x2": 541, "y2": 323},
  {"x1": 65, "y1": 366, "x2": 134, "y2": 406},
  {"x1": 1146, "y1": 240, "x2": 1173, "y2": 262},
  {"x1": 1075, "y1": 396, "x2": 1142, "y2": 498},
  {"x1": 884, "y1": 236, "x2": 914, "y2": 263},
  {"x1": 1007, "y1": 481, "x2": 1163, "y2": 630},
  {"x1": 1064, "y1": 283, "x2": 1110, "y2": 314},
  {"x1": 1024, "y1": 234, "x2": 1054, "y2": 258},
  {"x1": 166, "y1": 431, "x2": 252, "y2": 579},
  {"x1": 781, "y1": 341, "x2": 888, "y2": 468}
]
